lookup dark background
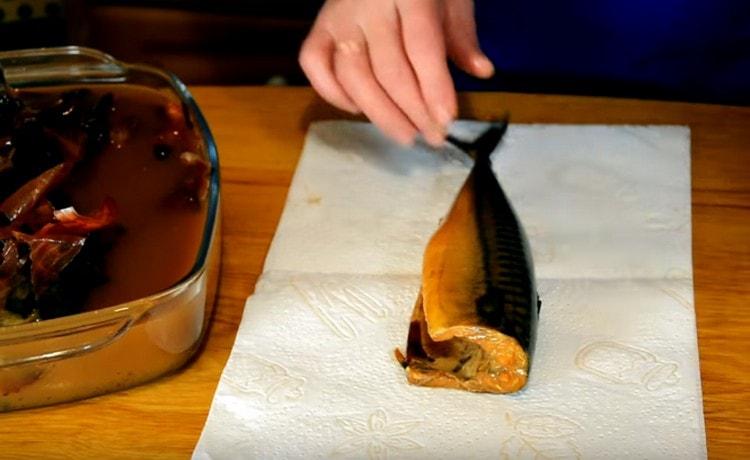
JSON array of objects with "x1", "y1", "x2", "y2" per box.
[
  {"x1": 0, "y1": 1, "x2": 318, "y2": 85},
  {"x1": 2, "y1": 0, "x2": 749, "y2": 105}
]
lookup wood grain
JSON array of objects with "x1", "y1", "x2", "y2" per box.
[{"x1": 1, "y1": 87, "x2": 748, "y2": 458}]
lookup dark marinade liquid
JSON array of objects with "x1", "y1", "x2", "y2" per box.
[
  {"x1": 68, "y1": 85, "x2": 208, "y2": 311},
  {"x1": 0, "y1": 84, "x2": 209, "y2": 319}
]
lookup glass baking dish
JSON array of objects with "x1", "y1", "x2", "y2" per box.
[{"x1": 0, "y1": 47, "x2": 221, "y2": 411}]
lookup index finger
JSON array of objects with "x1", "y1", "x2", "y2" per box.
[{"x1": 299, "y1": 26, "x2": 361, "y2": 114}]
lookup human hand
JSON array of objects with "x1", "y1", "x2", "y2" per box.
[{"x1": 299, "y1": 0, "x2": 494, "y2": 147}]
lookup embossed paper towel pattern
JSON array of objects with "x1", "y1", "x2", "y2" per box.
[{"x1": 195, "y1": 122, "x2": 705, "y2": 459}]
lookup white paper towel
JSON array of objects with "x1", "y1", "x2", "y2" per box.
[{"x1": 195, "y1": 121, "x2": 706, "y2": 459}]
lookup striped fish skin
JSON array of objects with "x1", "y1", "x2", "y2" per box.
[
  {"x1": 399, "y1": 123, "x2": 539, "y2": 394},
  {"x1": 472, "y1": 148, "x2": 538, "y2": 354}
]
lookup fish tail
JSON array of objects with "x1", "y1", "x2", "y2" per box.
[
  {"x1": 447, "y1": 114, "x2": 510, "y2": 162},
  {"x1": 474, "y1": 116, "x2": 509, "y2": 164}
]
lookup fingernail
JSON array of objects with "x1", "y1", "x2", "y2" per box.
[
  {"x1": 436, "y1": 106, "x2": 454, "y2": 127},
  {"x1": 433, "y1": 120, "x2": 446, "y2": 136},
  {"x1": 473, "y1": 55, "x2": 495, "y2": 78},
  {"x1": 425, "y1": 123, "x2": 446, "y2": 147},
  {"x1": 396, "y1": 131, "x2": 416, "y2": 147},
  {"x1": 427, "y1": 136, "x2": 445, "y2": 147}
]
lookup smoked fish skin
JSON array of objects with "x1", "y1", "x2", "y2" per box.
[{"x1": 400, "y1": 122, "x2": 539, "y2": 393}]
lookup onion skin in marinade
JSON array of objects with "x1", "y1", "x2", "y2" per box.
[{"x1": 398, "y1": 122, "x2": 540, "y2": 394}]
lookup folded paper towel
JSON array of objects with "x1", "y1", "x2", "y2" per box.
[{"x1": 195, "y1": 121, "x2": 705, "y2": 459}]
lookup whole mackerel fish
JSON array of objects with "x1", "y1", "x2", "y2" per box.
[{"x1": 398, "y1": 119, "x2": 540, "y2": 393}]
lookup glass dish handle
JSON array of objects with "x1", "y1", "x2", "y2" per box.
[
  {"x1": 0, "y1": 46, "x2": 125, "y2": 86},
  {"x1": 0, "y1": 315, "x2": 135, "y2": 368}
]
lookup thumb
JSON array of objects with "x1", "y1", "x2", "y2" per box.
[{"x1": 444, "y1": 0, "x2": 494, "y2": 78}]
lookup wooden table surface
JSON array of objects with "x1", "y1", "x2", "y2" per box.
[{"x1": 2, "y1": 87, "x2": 748, "y2": 459}]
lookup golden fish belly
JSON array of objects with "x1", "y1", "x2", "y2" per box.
[{"x1": 399, "y1": 156, "x2": 538, "y2": 394}]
